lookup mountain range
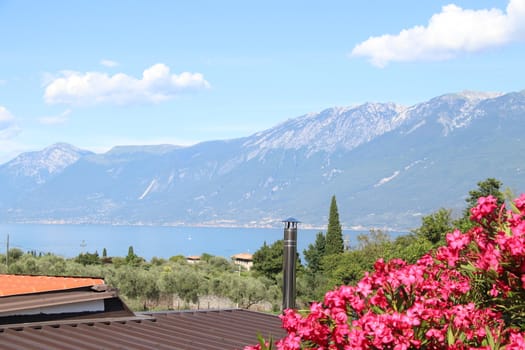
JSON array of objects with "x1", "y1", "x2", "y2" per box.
[{"x1": 1, "y1": 89, "x2": 524, "y2": 230}]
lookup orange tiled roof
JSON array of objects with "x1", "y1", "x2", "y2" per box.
[
  {"x1": 231, "y1": 253, "x2": 253, "y2": 260},
  {"x1": 0, "y1": 274, "x2": 104, "y2": 297}
]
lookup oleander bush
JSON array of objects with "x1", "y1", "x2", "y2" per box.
[{"x1": 247, "y1": 194, "x2": 525, "y2": 349}]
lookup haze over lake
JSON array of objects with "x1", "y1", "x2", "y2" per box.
[
  {"x1": 0, "y1": 224, "x2": 317, "y2": 260},
  {"x1": 0, "y1": 224, "x2": 406, "y2": 260}
]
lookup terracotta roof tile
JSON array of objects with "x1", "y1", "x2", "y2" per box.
[
  {"x1": 0, "y1": 274, "x2": 104, "y2": 297},
  {"x1": 231, "y1": 253, "x2": 253, "y2": 260}
]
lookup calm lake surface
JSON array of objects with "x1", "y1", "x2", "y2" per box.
[
  {"x1": 0, "y1": 224, "x2": 317, "y2": 260},
  {"x1": 0, "y1": 224, "x2": 406, "y2": 260}
]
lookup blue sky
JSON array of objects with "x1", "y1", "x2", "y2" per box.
[{"x1": 0, "y1": 0, "x2": 524, "y2": 163}]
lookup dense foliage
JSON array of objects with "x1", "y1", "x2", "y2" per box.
[
  {"x1": 253, "y1": 240, "x2": 287, "y2": 280},
  {"x1": 247, "y1": 191, "x2": 525, "y2": 349}
]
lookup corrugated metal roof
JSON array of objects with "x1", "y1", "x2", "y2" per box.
[
  {"x1": 0, "y1": 274, "x2": 105, "y2": 296},
  {"x1": 0, "y1": 309, "x2": 285, "y2": 350}
]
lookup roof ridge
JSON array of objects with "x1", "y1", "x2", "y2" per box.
[{"x1": 0, "y1": 315, "x2": 154, "y2": 331}]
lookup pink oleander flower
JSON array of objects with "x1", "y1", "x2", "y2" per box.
[
  {"x1": 447, "y1": 229, "x2": 471, "y2": 250},
  {"x1": 496, "y1": 230, "x2": 525, "y2": 256},
  {"x1": 329, "y1": 306, "x2": 348, "y2": 325},
  {"x1": 356, "y1": 273, "x2": 372, "y2": 297},
  {"x1": 425, "y1": 328, "x2": 445, "y2": 343},
  {"x1": 244, "y1": 345, "x2": 262, "y2": 350},
  {"x1": 506, "y1": 330, "x2": 525, "y2": 350},
  {"x1": 275, "y1": 334, "x2": 301, "y2": 350},
  {"x1": 436, "y1": 245, "x2": 461, "y2": 267},
  {"x1": 490, "y1": 283, "x2": 499, "y2": 297},
  {"x1": 475, "y1": 242, "x2": 501, "y2": 272},
  {"x1": 514, "y1": 193, "x2": 525, "y2": 213},
  {"x1": 280, "y1": 309, "x2": 302, "y2": 332},
  {"x1": 470, "y1": 195, "x2": 498, "y2": 222}
]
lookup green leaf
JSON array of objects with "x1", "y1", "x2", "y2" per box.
[
  {"x1": 486, "y1": 327, "x2": 495, "y2": 349},
  {"x1": 447, "y1": 327, "x2": 455, "y2": 346},
  {"x1": 256, "y1": 334, "x2": 273, "y2": 350}
]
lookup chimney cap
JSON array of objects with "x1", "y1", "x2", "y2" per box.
[{"x1": 282, "y1": 217, "x2": 300, "y2": 223}]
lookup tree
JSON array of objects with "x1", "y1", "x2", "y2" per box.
[
  {"x1": 226, "y1": 274, "x2": 269, "y2": 309},
  {"x1": 75, "y1": 251, "x2": 100, "y2": 265},
  {"x1": 455, "y1": 178, "x2": 505, "y2": 231},
  {"x1": 300, "y1": 197, "x2": 343, "y2": 299},
  {"x1": 37, "y1": 255, "x2": 67, "y2": 275},
  {"x1": 159, "y1": 266, "x2": 206, "y2": 305},
  {"x1": 7, "y1": 248, "x2": 24, "y2": 263},
  {"x1": 7, "y1": 254, "x2": 40, "y2": 274},
  {"x1": 112, "y1": 267, "x2": 160, "y2": 310},
  {"x1": 252, "y1": 240, "x2": 284, "y2": 280},
  {"x1": 125, "y1": 245, "x2": 144, "y2": 266},
  {"x1": 303, "y1": 231, "x2": 326, "y2": 273},
  {"x1": 325, "y1": 195, "x2": 344, "y2": 256},
  {"x1": 391, "y1": 235, "x2": 433, "y2": 264},
  {"x1": 127, "y1": 246, "x2": 135, "y2": 259},
  {"x1": 200, "y1": 253, "x2": 214, "y2": 263},
  {"x1": 413, "y1": 208, "x2": 453, "y2": 245},
  {"x1": 465, "y1": 178, "x2": 505, "y2": 212},
  {"x1": 320, "y1": 250, "x2": 370, "y2": 290}
]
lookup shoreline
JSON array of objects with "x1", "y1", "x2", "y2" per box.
[{"x1": 0, "y1": 220, "x2": 409, "y2": 233}]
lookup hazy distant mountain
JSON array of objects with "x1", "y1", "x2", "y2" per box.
[
  {"x1": 0, "y1": 143, "x2": 94, "y2": 208},
  {"x1": 1, "y1": 90, "x2": 524, "y2": 230},
  {"x1": 2, "y1": 143, "x2": 93, "y2": 183}
]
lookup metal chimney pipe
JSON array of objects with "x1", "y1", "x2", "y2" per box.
[{"x1": 282, "y1": 217, "x2": 300, "y2": 310}]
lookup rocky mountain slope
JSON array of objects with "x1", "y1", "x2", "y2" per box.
[{"x1": 1, "y1": 90, "x2": 524, "y2": 230}]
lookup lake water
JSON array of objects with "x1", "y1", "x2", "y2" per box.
[
  {"x1": 0, "y1": 224, "x2": 406, "y2": 260},
  {"x1": 0, "y1": 224, "x2": 317, "y2": 260}
]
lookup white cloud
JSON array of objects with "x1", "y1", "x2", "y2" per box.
[
  {"x1": 44, "y1": 63, "x2": 211, "y2": 105},
  {"x1": 351, "y1": 0, "x2": 525, "y2": 67},
  {"x1": 100, "y1": 59, "x2": 119, "y2": 67},
  {"x1": 0, "y1": 106, "x2": 13, "y2": 123},
  {"x1": 374, "y1": 170, "x2": 400, "y2": 187},
  {"x1": 38, "y1": 109, "x2": 72, "y2": 125},
  {"x1": 0, "y1": 106, "x2": 20, "y2": 140}
]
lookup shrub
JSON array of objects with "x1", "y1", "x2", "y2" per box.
[{"x1": 247, "y1": 194, "x2": 525, "y2": 349}]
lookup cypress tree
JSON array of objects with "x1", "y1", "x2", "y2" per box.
[{"x1": 325, "y1": 195, "x2": 344, "y2": 255}]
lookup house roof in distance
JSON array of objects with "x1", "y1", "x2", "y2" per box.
[
  {"x1": 0, "y1": 274, "x2": 105, "y2": 297},
  {"x1": 231, "y1": 253, "x2": 253, "y2": 260}
]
